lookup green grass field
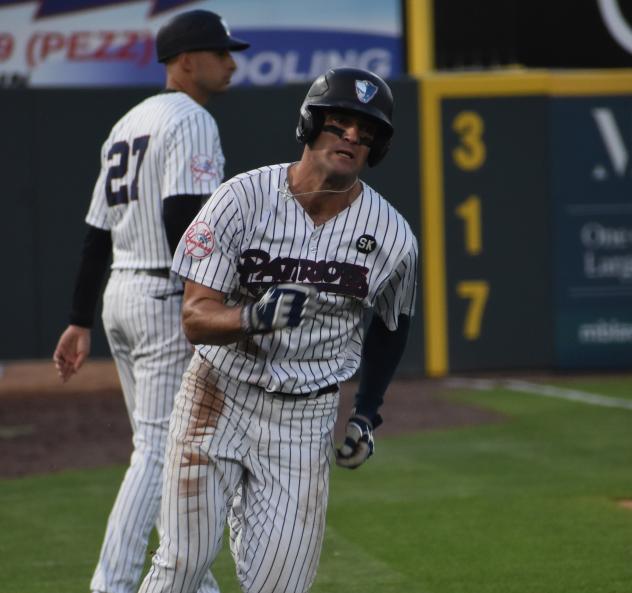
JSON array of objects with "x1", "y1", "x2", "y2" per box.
[{"x1": 1, "y1": 376, "x2": 631, "y2": 593}]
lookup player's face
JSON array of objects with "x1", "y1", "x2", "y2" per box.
[
  {"x1": 190, "y1": 49, "x2": 237, "y2": 94},
  {"x1": 311, "y1": 110, "x2": 376, "y2": 177}
]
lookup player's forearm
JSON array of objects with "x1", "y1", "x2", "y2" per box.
[
  {"x1": 182, "y1": 297, "x2": 244, "y2": 345},
  {"x1": 354, "y1": 314, "x2": 410, "y2": 424}
]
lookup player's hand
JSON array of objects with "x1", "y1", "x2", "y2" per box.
[
  {"x1": 335, "y1": 414, "x2": 375, "y2": 469},
  {"x1": 53, "y1": 325, "x2": 91, "y2": 383},
  {"x1": 241, "y1": 283, "x2": 317, "y2": 335}
]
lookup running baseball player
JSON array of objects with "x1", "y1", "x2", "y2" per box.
[
  {"x1": 52, "y1": 10, "x2": 249, "y2": 593},
  {"x1": 137, "y1": 67, "x2": 418, "y2": 593}
]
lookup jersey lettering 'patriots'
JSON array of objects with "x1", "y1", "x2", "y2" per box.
[
  {"x1": 238, "y1": 248, "x2": 369, "y2": 298},
  {"x1": 172, "y1": 163, "x2": 418, "y2": 395}
]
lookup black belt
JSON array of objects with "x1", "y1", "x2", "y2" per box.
[
  {"x1": 316, "y1": 383, "x2": 338, "y2": 396},
  {"x1": 134, "y1": 268, "x2": 171, "y2": 279},
  {"x1": 272, "y1": 383, "x2": 338, "y2": 397}
]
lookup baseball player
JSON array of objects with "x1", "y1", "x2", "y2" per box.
[
  {"x1": 137, "y1": 67, "x2": 418, "y2": 593},
  {"x1": 52, "y1": 10, "x2": 249, "y2": 593}
]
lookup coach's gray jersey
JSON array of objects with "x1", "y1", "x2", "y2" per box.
[
  {"x1": 172, "y1": 163, "x2": 418, "y2": 394},
  {"x1": 86, "y1": 92, "x2": 224, "y2": 270}
]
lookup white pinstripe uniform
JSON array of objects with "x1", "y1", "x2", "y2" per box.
[
  {"x1": 86, "y1": 91, "x2": 224, "y2": 593},
  {"x1": 139, "y1": 163, "x2": 418, "y2": 593}
]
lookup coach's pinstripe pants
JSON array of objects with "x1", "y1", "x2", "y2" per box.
[{"x1": 91, "y1": 271, "x2": 219, "y2": 593}]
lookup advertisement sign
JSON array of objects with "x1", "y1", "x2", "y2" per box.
[
  {"x1": 0, "y1": 0, "x2": 402, "y2": 88},
  {"x1": 551, "y1": 96, "x2": 632, "y2": 367},
  {"x1": 441, "y1": 96, "x2": 552, "y2": 371}
]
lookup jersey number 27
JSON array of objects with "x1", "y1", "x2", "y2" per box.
[{"x1": 105, "y1": 135, "x2": 150, "y2": 206}]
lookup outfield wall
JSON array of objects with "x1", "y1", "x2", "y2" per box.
[
  {"x1": 418, "y1": 71, "x2": 632, "y2": 375},
  {"x1": 2, "y1": 71, "x2": 632, "y2": 375}
]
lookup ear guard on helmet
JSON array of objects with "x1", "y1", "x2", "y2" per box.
[{"x1": 296, "y1": 68, "x2": 394, "y2": 167}]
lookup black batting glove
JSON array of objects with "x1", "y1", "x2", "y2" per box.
[
  {"x1": 241, "y1": 283, "x2": 317, "y2": 335},
  {"x1": 335, "y1": 414, "x2": 375, "y2": 470}
]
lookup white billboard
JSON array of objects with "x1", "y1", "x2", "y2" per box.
[{"x1": 0, "y1": 0, "x2": 403, "y2": 87}]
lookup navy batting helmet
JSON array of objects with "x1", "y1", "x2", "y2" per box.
[
  {"x1": 296, "y1": 68, "x2": 394, "y2": 167},
  {"x1": 156, "y1": 10, "x2": 250, "y2": 63}
]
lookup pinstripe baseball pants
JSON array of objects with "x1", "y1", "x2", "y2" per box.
[
  {"x1": 91, "y1": 271, "x2": 219, "y2": 593},
  {"x1": 138, "y1": 354, "x2": 339, "y2": 593}
]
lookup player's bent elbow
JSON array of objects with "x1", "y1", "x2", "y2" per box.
[
  {"x1": 181, "y1": 305, "x2": 206, "y2": 344},
  {"x1": 181, "y1": 313, "x2": 214, "y2": 345},
  {"x1": 181, "y1": 305, "x2": 242, "y2": 346},
  {"x1": 182, "y1": 320, "x2": 203, "y2": 345}
]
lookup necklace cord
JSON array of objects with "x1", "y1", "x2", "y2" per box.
[{"x1": 280, "y1": 178, "x2": 358, "y2": 200}]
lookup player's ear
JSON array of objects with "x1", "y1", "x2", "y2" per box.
[{"x1": 178, "y1": 51, "x2": 194, "y2": 73}]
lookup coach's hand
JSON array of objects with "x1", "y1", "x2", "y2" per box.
[
  {"x1": 241, "y1": 283, "x2": 317, "y2": 335},
  {"x1": 53, "y1": 325, "x2": 91, "y2": 383},
  {"x1": 336, "y1": 414, "x2": 375, "y2": 469}
]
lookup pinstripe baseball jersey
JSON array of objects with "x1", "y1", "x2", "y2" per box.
[
  {"x1": 172, "y1": 163, "x2": 418, "y2": 394},
  {"x1": 86, "y1": 91, "x2": 224, "y2": 270}
]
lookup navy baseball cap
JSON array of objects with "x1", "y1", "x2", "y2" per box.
[{"x1": 156, "y1": 10, "x2": 250, "y2": 63}]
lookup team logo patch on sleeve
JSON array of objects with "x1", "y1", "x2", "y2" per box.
[
  {"x1": 184, "y1": 221, "x2": 215, "y2": 259},
  {"x1": 191, "y1": 155, "x2": 219, "y2": 183},
  {"x1": 356, "y1": 234, "x2": 377, "y2": 254}
]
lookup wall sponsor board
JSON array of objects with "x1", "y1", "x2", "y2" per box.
[
  {"x1": 420, "y1": 72, "x2": 632, "y2": 375},
  {"x1": 420, "y1": 74, "x2": 556, "y2": 376},
  {"x1": 0, "y1": 0, "x2": 402, "y2": 88},
  {"x1": 441, "y1": 96, "x2": 552, "y2": 372},
  {"x1": 551, "y1": 96, "x2": 632, "y2": 367}
]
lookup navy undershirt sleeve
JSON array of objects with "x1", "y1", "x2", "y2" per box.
[
  {"x1": 69, "y1": 225, "x2": 112, "y2": 328},
  {"x1": 354, "y1": 314, "x2": 411, "y2": 427},
  {"x1": 69, "y1": 196, "x2": 203, "y2": 328},
  {"x1": 163, "y1": 194, "x2": 203, "y2": 256}
]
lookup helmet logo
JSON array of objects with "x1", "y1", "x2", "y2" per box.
[{"x1": 355, "y1": 80, "x2": 378, "y2": 103}]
